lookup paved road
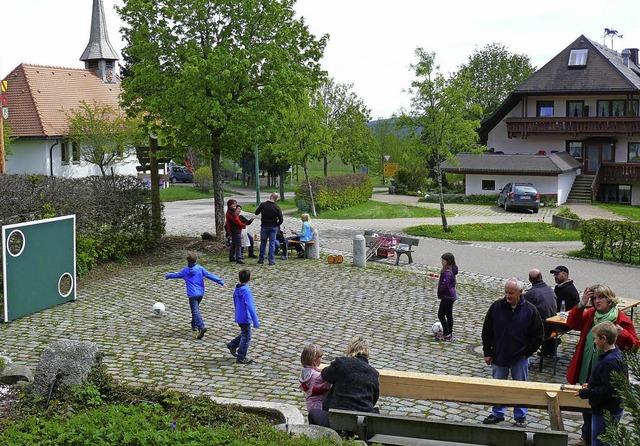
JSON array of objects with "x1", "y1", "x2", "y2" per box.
[{"x1": 2, "y1": 190, "x2": 637, "y2": 444}]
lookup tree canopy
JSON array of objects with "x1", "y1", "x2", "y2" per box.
[
  {"x1": 454, "y1": 42, "x2": 535, "y2": 119},
  {"x1": 117, "y1": 0, "x2": 327, "y2": 239}
]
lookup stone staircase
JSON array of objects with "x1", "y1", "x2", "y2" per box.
[{"x1": 566, "y1": 174, "x2": 594, "y2": 203}]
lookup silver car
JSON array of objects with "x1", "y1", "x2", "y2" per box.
[{"x1": 497, "y1": 182, "x2": 540, "y2": 213}]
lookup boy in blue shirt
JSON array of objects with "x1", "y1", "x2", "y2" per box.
[
  {"x1": 166, "y1": 252, "x2": 227, "y2": 339},
  {"x1": 227, "y1": 269, "x2": 260, "y2": 364},
  {"x1": 577, "y1": 320, "x2": 627, "y2": 446}
]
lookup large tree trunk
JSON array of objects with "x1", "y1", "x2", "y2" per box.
[
  {"x1": 303, "y1": 165, "x2": 316, "y2": 217},
  {"x1": 211, "y1": 137, "x2": 225, "y2": 241},
  {"x1": 279, "y1": 171, "x2": 285, "y2": 201},
  {"x1": 323, "y1": 157, "x2": 328, "y2": 177},
  {"x1": 149, "y1": 136, "x2": 163, "y2": 240}
]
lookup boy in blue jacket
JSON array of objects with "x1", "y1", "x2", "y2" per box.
[
  {"x1": 577, "y1": 320, "x2": 627, "y2": 446},
  {"x1": 227, "y1": 269, "x2": 260, "y2": 364},
  {"x1": 166, "y1": 252, "x2": 227, "y2": 339}
]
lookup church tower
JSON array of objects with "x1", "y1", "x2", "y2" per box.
[{"x1": 79, "y1": 0, "x2": 119, "y2": 83}]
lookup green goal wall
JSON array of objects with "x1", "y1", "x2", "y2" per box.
[{"x1": 2, "y1": 215, "x2": 76, "y2": 322}]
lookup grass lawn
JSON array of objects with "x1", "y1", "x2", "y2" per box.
[
  {"x1": 405, "y1": 222, "x2": 581, "y2": 242},
  {"x1": 595, "y1": 203, "x2": 640, "y2": 220},
  {"x1": 307, "y1": 201, "x2": 445, "y2": 219},
  {"x1": 160, "y1": 185, "x2": 212, "y2": 202}
]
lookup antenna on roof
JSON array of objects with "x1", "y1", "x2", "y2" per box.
[{"x1": 603, "y1": 28, "x2": 623, "y2": 50}]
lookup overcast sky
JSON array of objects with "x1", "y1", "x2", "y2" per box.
[{"x1": 2, "y1": 0, "x2": 638, "y2": 118}]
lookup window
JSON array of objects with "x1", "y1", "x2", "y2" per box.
[
  {"x1": 72, "y1": 142, "x2": 81, "y2": 164},
  {"x1": 537, "y1": 101, "x2": 554, "y2": 117},
  {"x1": 61, "y1": 142, "x2": 70, "y2": 163},
  {"x1": 568, "y1": 49, "x2": 588, "y2": 66},
  {"x1": 597, "y1": 100, "x2": 626, "y2": 117},
  {"x1": 566, "y1": 101, "x2": 584, "y2": 117},
  {"x1": 568, "y1": 141, "x2": 583, "y2": 159},
  {"x1": 619, "y1": 185, "x2": 631, "y2": 204},
  {"x1": 482, "y1": 180, "x2": 495, "y2": 191},
  {"x1": 629, "y1": 143, "x2": 640, "y2": 163},
  {"x1": 629, "y1": 100, "x2": 639, "y2": 116}
]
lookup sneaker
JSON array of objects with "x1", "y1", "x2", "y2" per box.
[
  {"x1": 435, "y1": 333, "x2": 445, "y2": 341},
  {"x1": 269, "y1": 262, "x2": 275, "y2": 266},
  {"x1": 226, "y1": 343, "x2": 237, "y2": 357},
  {"x1": 482, "y1": 414, "x2": 504, "y2": 424},
  {"x1": 513, "y1": 417, "x2": 527, "y2": 428},
  {"x1": 297, "y1": 252, "x2": 305, "y2": 259},
  {"x1": 236, "y1": 357, "x2": 253, "y2": 364},
  {"x1": 444, "y1": 335, "x2": 454, "y2": 342},
  {"x1": 257, "y1": 260, "x2": 264, "y2": 265},
  {"x1": 248, "y1": 254, "x2": 257, "y2": 258},
  {"x1": 573, "y1": 438, "x2": 590, "y2": 446},
  {"x1": 281, "y1": 255, "x2": 287, "y2": 260},
  {"x1": 196, "y1": 327, "x2": 207, "y2": 340}
]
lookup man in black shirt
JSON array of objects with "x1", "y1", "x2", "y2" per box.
[
  {"x1": 255, "y1": 192, "x2": 284, "y2": 265},
  {"x1": 550, "y1": 265, "x2": 580, "y2": 312}
]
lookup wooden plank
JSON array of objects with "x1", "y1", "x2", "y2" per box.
[
  {"x1": 376, "y1": 369, "x2": 590, "y2": 411},
  {"x1": 546, "y1": 391, "x2": 564, "y2": 431}
]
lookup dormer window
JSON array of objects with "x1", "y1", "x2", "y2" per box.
[{"x1": 568, "y1": 49, "x2": 588, "y2": 67}]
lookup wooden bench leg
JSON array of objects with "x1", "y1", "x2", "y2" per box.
[{"x1": 546, "y1": 391, "x2": 565, "y2": 431}]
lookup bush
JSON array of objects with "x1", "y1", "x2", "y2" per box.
[
  {"x1": 0, "y1": 174, "x2": 162, "y2": 276},
  {"x1": 581, "y1": 219, "x2": 640, "y2": 264},
  {"x1": 295, "y1": 173, "x2": 372, "y2": 211},
  {"x1": 193, "y1": 166, "x2": 213, "y2": 192},
  {"x1": 395, "y1": 167, "x2": 428, "y2": 194},
  {"x1": 419, "y1": 193, "x2": 498, "y2": 205},
  {"x1": 555, "y1": 207, "x2": 582, "y2": 220}
]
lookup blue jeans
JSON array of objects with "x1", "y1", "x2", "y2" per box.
[
  {"x1": 188, "y1": 296, "x2": 204, "y2": 330},
  {"x1": 228, "y1": 323, "x2": 252, "y2": 360},
  {"x1": 491, "y1": 357, "x2": 529, "y2": 419},
  {"x1": 259, "y1": 226, "x2": 278, "y2": 263},
  {"x1": 592, "y1": 410, "x2": 622, "y2": 446}
]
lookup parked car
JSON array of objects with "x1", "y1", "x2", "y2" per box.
[
  {"x1": 169, "y1": 166, "x2": 194, "y2": 183},
  {"x1": 497, "y1": 182, "x2": 540, "y2": 213}
]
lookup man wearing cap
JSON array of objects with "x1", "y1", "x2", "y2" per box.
[{"x1": 550, "y1": 265, "x2": 580, "y2": 313}]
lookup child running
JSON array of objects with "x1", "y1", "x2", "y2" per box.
[
  {"x1": 165, "y1": 252, "x2": 227, "y2": 339},
  {"x1": 299, "y1": 344, "x2": 332, "y2": 412},
  {"x1": 227, "y1": 269, "x2": 260, "y2": 364},
  {"x1": 436, "y1": 252, "x2": 458, "y2": 342}
]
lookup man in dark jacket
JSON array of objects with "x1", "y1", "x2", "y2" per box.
[
  {"x1": 254, "y1": 192, "x2": 284, "y2": 265},
  {"x1": 550, "y1": 265, "x2": 580, "y2": 312},
  {"x1": 524, "y1": 268, "x2": 558, "y2": 356},
  {"x1": 482, "y1": 277, "x2": 543, "y2": 428}
]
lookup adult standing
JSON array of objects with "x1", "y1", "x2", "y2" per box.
[
  {"x1": 254, "y1": 192, "x2": 283, "y2": 266},
  {"x1": 436, "y1": 252, "x2": 458, "y2": 342},
  {"x1": 308, "y1": 335, "x2": 380, "y2": 428},
  {"x1": 482, "y1": 277, "x2": 543, "y2": 427},
  {"x1": 565, "y1": 284, "x2": 639, "y2": 446},
  {"x1": 524, "y1": 268, "x2": 558, "y2": 356},
  {"x1": 225, "y1": 199, "x2": 245, "y2": 264},
  {"x1": 550, "y1": 265, "x2": 580, "y2": 312}
]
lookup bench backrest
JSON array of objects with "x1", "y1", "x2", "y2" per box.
[
  {"x1": 363, "y1": 231, "x2": 420, "y2": 247},
  {"x1": 329, "y1": 410, "x2": 568, "y2": 446},
  {"x1": 397, "y1": 236, "x2": 419, "y2": 246}
]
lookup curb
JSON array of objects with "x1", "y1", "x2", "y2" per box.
[{"x1": 207, "y1": 396, "x2": 305, "y2": 425}]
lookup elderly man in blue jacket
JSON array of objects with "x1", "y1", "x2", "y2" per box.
[{"x1": 482, "y1": 277, "x2": 544, "y2": 428}]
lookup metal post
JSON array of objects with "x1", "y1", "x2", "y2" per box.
[
  {"x1": 255, "y1": 140, "x2": 260, "y2": 207},
  {"x1": 0, "y1": 113, "x2": 5, "y2": 174}
]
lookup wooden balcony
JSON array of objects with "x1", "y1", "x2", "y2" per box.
[
  {"x1": 599, "y1": 162, "x2": 640, "y2": 183},
  {"x1": 505, "y1": 117, "x2": 640, "y2": 139}
]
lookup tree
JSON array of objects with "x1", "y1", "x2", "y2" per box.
[
  {"x1": 117, "y1": 0, "x2": 326, "y2": 241},
  {"x1": 66, "y1": 101, "x2": 139, "y2": 176},
  {"x1": 317, "y1": 78, "x2": 373, "y2": 176},
  {"x1": 601, "y1": 350, "x2": 640, "y2": 445},
  {"x1": 399, "y1": 48, "x2": 483, "y2": 232},
  {"x1": 454, "y1": 42, "x2": 535, "y2": 119}
]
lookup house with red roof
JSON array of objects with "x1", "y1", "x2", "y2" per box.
[
  {"x1": 444, "y1": 35, "x2": 640, "y2": 206},
  {"x1": 1, "y1": 0, "x2": 138, "y2": 178}
]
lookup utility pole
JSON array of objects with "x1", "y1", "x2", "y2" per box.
[{"x1": 0, "y1": 79, "x2": 7, "y2": 174}]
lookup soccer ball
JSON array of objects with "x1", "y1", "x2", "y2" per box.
[
  {"x1": 152, "y1": 302, "x2": 166, "y2": 315},
  {"x1": 431, "y1": 321, "x2": 443, "y2": 335}
]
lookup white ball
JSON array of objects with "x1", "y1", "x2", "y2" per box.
[
  {"x1": 431, "y1": 321, "x2": 443, "y2": 334},
  {"x1": 152, "y1": 302, "x2": 166, "y2": 315}
]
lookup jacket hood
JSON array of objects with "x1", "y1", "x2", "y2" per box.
[
  {"x1": 451, "y1": 265, "x2": 459, "y2": 276},
  {"x1": 299, "y1": 366, "x2": 315, "y2": 385}
]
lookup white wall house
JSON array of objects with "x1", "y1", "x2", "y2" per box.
[{"x1": 445, "y1": 35, "x2": 640, "y2": 206}]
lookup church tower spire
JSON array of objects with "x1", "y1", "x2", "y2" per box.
[{"x1": 80, "y1": 0, "x2": 119, "y2": 83}]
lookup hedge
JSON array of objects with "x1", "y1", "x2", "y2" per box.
[
  {"x1": 581, "y1": 219, "x2": 640, "y2": 264},
  {"x1": 295, "y1": 173, "x2": 372, "y2": 212}
]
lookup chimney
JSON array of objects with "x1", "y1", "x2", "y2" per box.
[
  {"x1": 622, "y1": 49, "x2": 631, "y2": 67},
  {"x1": 630, "y1": 48, "x2": 640, "y2": 66}
]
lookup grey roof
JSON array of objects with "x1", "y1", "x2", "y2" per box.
[
  {"x1": 442, "y1": 152, "x2": 582, "y2": 175},
  {"x1": 80, "y1": 0, "x2": 119, "y2": 62}
]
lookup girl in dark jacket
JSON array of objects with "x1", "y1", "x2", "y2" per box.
[
  {"x1": 437, "y1": 252, "x2": 458, "y2": 341},
  {"x1": 225, "y1": 199, "x2": 245, "y2": 264}
]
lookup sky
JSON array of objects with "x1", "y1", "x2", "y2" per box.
[{"x1": 2, "y1": 0, "x2": 639, "y2": 119}]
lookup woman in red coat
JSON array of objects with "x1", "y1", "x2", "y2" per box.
[{"x1": 565, "y1": 284, "x2": 639, "y2": 445}]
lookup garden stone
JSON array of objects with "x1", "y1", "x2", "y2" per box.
[
  {"x1": 201, "y1": 231, "x2": 215, "y2": 241},
  {"x1": 0, "y1": 362, "x2": 34, "y2": 385},
  {"x1": 33, "y1": 340, "x2": 100, "y2": 398},
  {"x1": 275, "y1": 423, "x2": 341, "y2": 441}
]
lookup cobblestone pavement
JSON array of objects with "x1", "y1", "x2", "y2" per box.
[{"x1": 2, "y1": 192, "x2": 637, "y2": 443}]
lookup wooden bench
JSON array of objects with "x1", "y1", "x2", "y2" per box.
[
  {"x1": 329, "y1": 409, "x2": 568, "y2": 446},
  {"x1": 363, "y1": 230, "x2": 420, "y2": 265},
  {"x1": 287, "y1": 239, "x2": 315, "y2": 259}
]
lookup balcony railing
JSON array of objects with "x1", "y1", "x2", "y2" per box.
[
  {"x1": 505, "y1": 117, "x2": 640, "y2": 139},
  {"x1": 599, "y1": 162, "x2": 640, "y2": 182}
]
